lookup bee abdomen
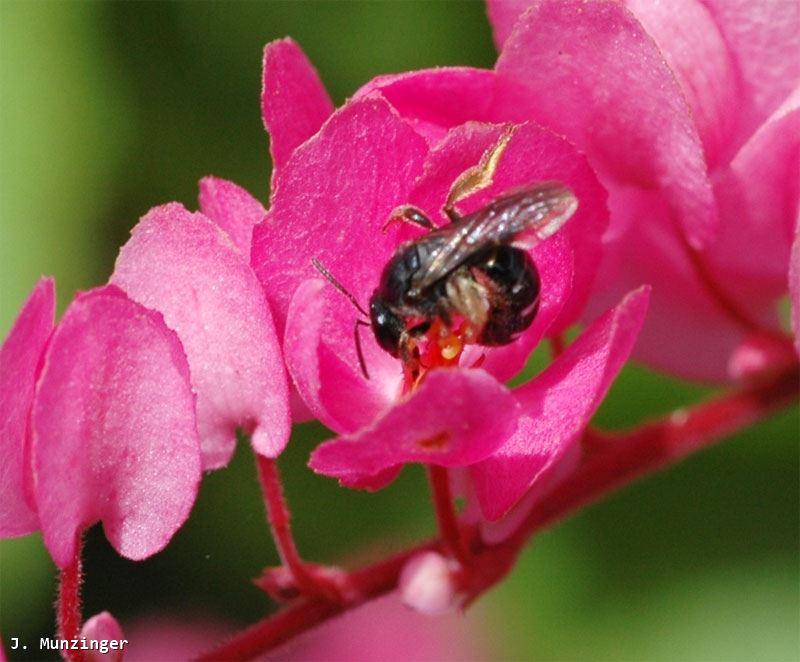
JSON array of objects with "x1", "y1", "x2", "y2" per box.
[{"x1": 473, "y1": 246, "x2": 540, "y2": 346}]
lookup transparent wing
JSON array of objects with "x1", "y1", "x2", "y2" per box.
[{"x1": 409, "y1": 182, "x2": 577, "y2": 294}]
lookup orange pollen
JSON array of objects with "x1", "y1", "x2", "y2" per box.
[
  {"x1": 422, "y1": 318, "x2": 469, "y2": 370},
  {"x1": 402, "y1": 318, "x2": 474, "y2": 393},
  {"x1": 438, "y1": 332, "x2": 463, "y2": 362}
]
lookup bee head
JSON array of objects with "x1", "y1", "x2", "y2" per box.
[{"x1": 369, "y1": 296, "x2": 404, "y2": 357}]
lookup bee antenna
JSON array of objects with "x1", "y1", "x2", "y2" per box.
[
  {"x1": 354, "y1": 320, "x2": 371, "y2": 380},
  {"x1": 311, "y1": 257, "x2": 369, "y2": 318}
]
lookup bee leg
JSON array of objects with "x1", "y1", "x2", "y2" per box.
[
  {"x1": 398, "y1": 331, "x2": 422, "y2": 385},
  {"x1": 434, "y1": 301, "x2": 453, "y2": 329},
  {"x1": 444, "y1": 124, "x2": 518, "y2": 217},
  {"x1": 354, "y1": 319, "x2": 371, "y2": 380},
  {"x1": 383, "y1": 205, "x2": 436, "y2": 233},
  {"x1": 443, "y1": 206, "x2": 461, "y2": 224},
  {"x1": 401, "y1": 323, "x2": 432, "y2": 379}
]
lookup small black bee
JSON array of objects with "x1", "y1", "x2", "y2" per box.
[
  {"x1": 369, "y1": 182, "x2": 576, "y2": 361},
  {"x1": 312, "y1": 128, "x2": 578, "y2": 381}
]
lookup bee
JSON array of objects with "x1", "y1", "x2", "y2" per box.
[{"x1": 313, "y1": 128, "x2": 578, "y2": 383}]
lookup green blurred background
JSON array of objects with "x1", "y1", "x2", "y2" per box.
[{"x1": 1, "y1": 2, "x2": 797, "y2": 660}]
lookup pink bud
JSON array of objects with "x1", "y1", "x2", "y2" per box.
[
  {"x1": 80, "y1": 611, "x2": 126, "y2": 662},
  {"x1": 399, "y1": 551, "x2": 460, "y2": 616},
  {"x1": 728, "y1": 331, "x2": 798, "y2": 383}
]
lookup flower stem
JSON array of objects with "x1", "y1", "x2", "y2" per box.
[
  {"x1": 254, "y1": 454, "x2": 330, "y2": 598},
  {"x1": 205, "y1": 362, "x2": 798, "y2": 660},
  {"x1": 197, "y1": 542, "x2": 438, "y2": 661},
  {"x1": 426, "y1": 466, "x2": 470, "y2": 567},
  {"x1": 56, "y1": 540, "x2": 84, "y2": 662}
]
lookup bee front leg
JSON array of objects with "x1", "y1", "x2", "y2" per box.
[{"x1": 444, "y1": 124, "x2": 518, "y2": 220}]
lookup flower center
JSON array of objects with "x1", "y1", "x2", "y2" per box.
[{"x1": 403, "y1": 318, "x2": 479, "y2": 392}]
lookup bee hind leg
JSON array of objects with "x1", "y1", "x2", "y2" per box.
[{"x1": 444, "y1": 124, "x2": 518, "y2": 219}]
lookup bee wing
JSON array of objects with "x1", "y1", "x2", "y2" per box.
[{"x1": 409, "y1": 183, "x2": 577, "y2": 294}]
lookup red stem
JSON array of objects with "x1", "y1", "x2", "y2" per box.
[
  {"x1": 508, "y1": 362, "x2": 799, "y2": 547},
  {"x1": 56, "y1": 541, "x2": 84, "y2": 662},
  {"x1": 255, "y1": 454, "x2": 327, "y2": 598},
  {"x1": 427, "y1": 466, "x2": 471, "y2": 567},
  {"x1": 198, "y1": 542, "x2": 439, "y2": 661},
  {"x1": 203, "y1": 363, "x2": 798, "y2": 661}
]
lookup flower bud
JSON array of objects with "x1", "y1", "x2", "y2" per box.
[
  {"x1": 80, "y1": 611, "x2": 125, "y2": 662},
  {"x1": 399, "y1": 551, "x2": 460, "y2": 616}
]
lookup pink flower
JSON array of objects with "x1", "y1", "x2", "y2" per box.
[
  {"x1": 294, "y1": 0, "x2": 796, "y2": 536},
  {"x1": 560, "y1": 0, "x2": 800, "y2": 382},
  {"x1": 111, "y1": 202, "x2": 291, "y2": 469},
  {"x1": 361, "y1": 0, "x2": 799, "y2": 381},
  {"x1": 2, "y1": 198, "x2": 291, "y2": 564},
  {"x1": 80, "y1": 612, "x2": 125, "y2": 662},
  {"x1": 1, "y1": 282, "x2": 201, "y2": 567},
  {"x1": 214, "y1": 38, "x2": 652, "y2": 520},
  {"x1": 0, "y1": 277, "x2": 53, "y2": 538}
]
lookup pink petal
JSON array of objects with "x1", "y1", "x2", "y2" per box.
[
  {"x1": 702, "y1": 0, "x2": 800, "y2": 149},
  {"x1": 485, "y1": 0, "x2": 532, "y2": 50},
  {"x1": 111, "y1": 203, "x2": 290, "y2": 469},
  {"x1": 403, "y1": 122, "x2": 509, "y2": 222},
  {"x1": 624, "y1": 0, "x2": 739, "y2": 168},
  {"x1": 284, "y1": 279, "x2": 398, "y2": 434},
  {"x1": 709, "y1": 98, "x2": 800, "y2": 303},
  {"x1": 336, "y1": 466, "x2": 403, "y2": 492},
  {"x1": 0, "y1": 278, "x2": 54, "y2": 537},
  {"x1": 590, "y1": 96, "x2": 798, "y2": 381},
  {"x1": 80, "y1": 612, "x2": 125, "y2": 662},
  {"x1": 262, "y1": 38, "x2": 334, "y2": 178},
  {"x1": 32, "y1": 286, "x2": 201, "y2": 568},
  {"x1": 790, "y1": 222, "x2": 800, "y2": 357},
  {"x1": 493, "y1": 0, "x2": 715, "y2": 247},
  {"x1": 198, "y1": 173, "x2": 310, "y2": 426},
  {"x1": 354, "y1": 68, "x2": 496, "y2": 145},
  {"x1": 471, "y1": 287, "x2": 650, "y2": 521},
  {"x1": 197, "y1": 176, "x2": 266, "y2": 256},
  {"x1": 309, "y1": 369, "x2": 520, "y2": 486},
  {"x1": 252, "y1": 95, "x2": 429, "y2": 337},
  {"x1": 587, "y1": 194, "x2": 770, "y2": 382}
]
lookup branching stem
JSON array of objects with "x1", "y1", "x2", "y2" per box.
[
  {"x1": 203, "y1": 362, "x2": 798, "y2": 661},
  {"x1": 255, "y1": 455, "x2": 338, "y2": 600}
]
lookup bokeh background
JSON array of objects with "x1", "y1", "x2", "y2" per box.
[{"x1": 1, "y1": 2, "x2": 797, "y2": 660}]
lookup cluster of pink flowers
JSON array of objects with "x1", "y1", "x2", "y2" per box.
[{"x1": 2, "y1": 0, "x2": 797, "y2": 655}]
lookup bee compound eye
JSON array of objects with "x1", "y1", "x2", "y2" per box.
[{"x1": 370, "y1": 299, "x2": 404, "y2": 356}]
